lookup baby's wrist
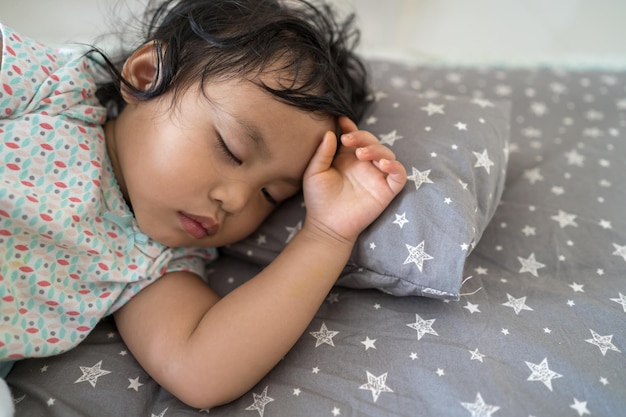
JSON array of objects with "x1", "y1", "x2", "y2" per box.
[{"x1": 298, "y1": 219, "x2": 358, "y2": 252}]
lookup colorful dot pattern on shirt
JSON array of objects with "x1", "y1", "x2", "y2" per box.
[{"x1": 0, "y1": 24, "x2": 217, "y2": 360}]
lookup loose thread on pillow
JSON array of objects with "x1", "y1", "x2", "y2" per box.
[{"x1": 459, "y1": 275, "x2": 483, "y2": 296}]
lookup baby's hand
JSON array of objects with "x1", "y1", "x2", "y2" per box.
[{"x1": 302, "y1": 117, "x2": 407, "y2": 244}]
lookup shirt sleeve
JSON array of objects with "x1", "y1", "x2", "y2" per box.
[
  {"x1": 105, "y1": 247, "x2": 219, "y2": 314},
  {"x1": 166, "y1": 247, "x2": 219, "y2": 277},
  {"x1": 0, "y1": 23, "x2": 105, "y2": 125}
]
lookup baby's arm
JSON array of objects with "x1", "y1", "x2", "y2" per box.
[{"x1": 114, "y1": 119, "x2": 406, "y2": 409}]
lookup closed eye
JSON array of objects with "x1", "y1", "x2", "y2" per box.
[
  {"x1": 216, "y1": 132, "x2": 242, "y2": 165},
  {"x1": 262, "y1": 188, "x2": 278, "y2": 206}
]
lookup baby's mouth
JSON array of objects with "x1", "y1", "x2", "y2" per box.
[{"x1": 178, "y1": 212, "x2": 219, "y2": 239}]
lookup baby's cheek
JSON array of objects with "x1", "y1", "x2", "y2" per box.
[{"x1": 225, "y1": 209, "x2": 272, "y2": 244}]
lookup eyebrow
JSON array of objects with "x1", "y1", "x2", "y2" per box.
[{"x1": 238, "y1": 119, "x2": 270, "y2": 159}]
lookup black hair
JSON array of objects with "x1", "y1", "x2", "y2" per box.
[{"x1": 93, "y1": 0, "x2": 369, "y2": 122}]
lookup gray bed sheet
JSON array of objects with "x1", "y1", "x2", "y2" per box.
[{"x1": 6, "y1": 63, "x2": 626, "y2": 417}]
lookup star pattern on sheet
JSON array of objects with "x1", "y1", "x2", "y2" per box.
[
  {"x1": 358, "y1": 371, "x2": 393, "y2": 402},
  {"x1": 420, "y1": 102, "x2": 445, "y2": 116},
  {"x1": 525, "y1": 358, "x2": 562, "y2": 391},
  {"x1": 284, "y1": 221, "x2": 302, "y2": 244},
  {"x1": 469, "y1": 349, "x2": 486, "y2": 362},
  {"x1": 610, "y1": 293, "x2": 626, "y2": 312},
  {"x1": 127, "y1": 377, "x2": 143, "y2": 392},
  {"x1": 74, "y1": 361, "x2": 111, "y2": 388},
  {"x1": 502, "y1": 293, "x2": 534, "y2": 315},
  {"x1": 151, "y1": 409, "x2": 168, "y2": 417},
  {"x1": 517, "y1": 253, "x2": 546, "y2": 277},
  {"x1": 309, "y1": 322, "x2": 340, "y2": 348},
  {"x1": 406, "y1": 314, "x2": 438, "y2": 340},
  {"x1": 455, "y1": 121, "x2": 468, "y2": 131},
  {"x1": 612, "y1": 243, "x2": 626, "y2": 262},
  {"x1": 461, "y1": 392, "x2": 500, "y2": 417},
  {"x1": 551, "y1": 210, "x2": 578, "y2": 228},
  {"x1": 361, "y1": 337, "x2": 377, "y2": 350},
  {"x1": 464, "y1": 301, "x2": 481, "y2": 314},
  {"x1": 370, "y1": 90, "x2": 389, "y2": 102},
  {"x1": 585, "y1": 329, "x2": 621, "y2": 356},
  {"x1": 565, "y1": 149, "x2": 585, "y2": 166},
  {"x1": 472, "y1": 98, "x2": 495, "y2": 108},
  {"x1": 406, "y1": 167, "x2": 433, "y2": 190},
  {"x1": 378, "y1": 129, "x2": 404, "y2": 146},
  {"x1": 570, "y1": 398, "x2": 591, "y2": 416},
  {"x1": 245, "y1": 386, "x2": 274, "y2": 417},
  {"x1": 524, "y1": 167, "x2": 544, "y2": 184}
]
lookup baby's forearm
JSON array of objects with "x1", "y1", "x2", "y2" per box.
[
  {"x1": 115, "y1": 224, "x2": 354, "y2": 409},
  {"x1": 191, "y1": 226, "x2": 353, "y2": 397}
]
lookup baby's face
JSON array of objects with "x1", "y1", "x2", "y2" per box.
[{"x1": 106, "y1": 78, "x2": 335, "y2": 248}]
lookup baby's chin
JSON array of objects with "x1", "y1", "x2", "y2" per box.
[{"x1": 153, "y1": 231, "x2": 246, "y2": 250}]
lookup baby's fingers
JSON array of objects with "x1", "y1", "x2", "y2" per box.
[
  {"x1": 379, "y1": 159, "x2": 408, "y2": 195},
  {"x1": 304, "y1": 131, "x2": 337, "y2": 178},
  {"x1": 340, "y1": 130, "x2": 378, "y2": 148},
  {"x1": 355, "y1": 143, "x2": 396, "y2": 162}
]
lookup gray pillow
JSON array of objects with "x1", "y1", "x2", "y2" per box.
[{"x1": 222, "y1": 90, "x2": 510, "y2": 299}]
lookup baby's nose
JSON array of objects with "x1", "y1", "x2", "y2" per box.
[{"x1": 211, "y1": 181, "x2": 254, "y2": 214}]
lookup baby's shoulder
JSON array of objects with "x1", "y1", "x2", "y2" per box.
[{"x1": 0, "y1": 22, "x2": 106, "y2": 124}]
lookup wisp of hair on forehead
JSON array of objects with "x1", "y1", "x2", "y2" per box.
[{"x1": 93, "y1": 0, "x2": 369, "y2": 122}]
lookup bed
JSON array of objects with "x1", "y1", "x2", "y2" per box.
[{"x1": 6, "y1": 60, "x2": 625, "y2": 417}]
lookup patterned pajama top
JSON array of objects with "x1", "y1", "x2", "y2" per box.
[{"x1": 0, "y1": 24, "x2": 217, "y2": 360}]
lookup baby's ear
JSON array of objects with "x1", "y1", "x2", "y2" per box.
[{"x1": 120, "y1": 41, "x2": 160, "y2": 103}]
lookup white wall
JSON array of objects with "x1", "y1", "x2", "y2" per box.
[
  {"x1": 346, "y1": 0, "x2": 626, "y2": 67},
  {"x1": 2, "y1": 0, "x2": 625, "y2": 67},
  {"x1": 1, "y1": 0, "x2": 124, "y2": 46}
]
